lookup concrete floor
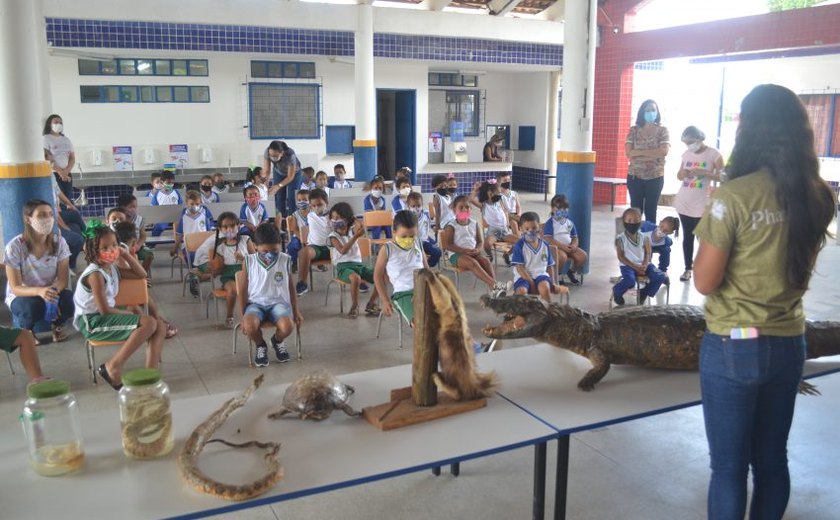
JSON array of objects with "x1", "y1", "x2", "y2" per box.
[{"x1": 2, "y1": 193, "x2": 839, "y2": 519}]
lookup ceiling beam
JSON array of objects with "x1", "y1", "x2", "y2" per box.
[
  {"x1": 488, "y1": 0, "x2": 523, "y2": 16},
  {"x1": 537, "y1": 0, "x2": 565, "y2": 21},
  {"x1": 421, "y1": 0, "x2": 453, "y2": 10}
]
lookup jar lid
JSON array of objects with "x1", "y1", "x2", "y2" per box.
[
  {"x1": 27, "y1": 380, "x2": 70, "y2": 399},
  {"x1": 122, "y1": 368, "x2": 161, "y2": 387}
]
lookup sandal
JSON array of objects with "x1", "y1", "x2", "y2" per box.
[
  {"x1": 224, "y1": 317, "x2": 235, "y2": 329},
  {"x1": 348, "y1": 306, "x2": 359, "y2": 319},
  {"x1": 165, "y1": 322, "x2": 179, "y2": 338},
  {"x1": 51, "y1": 325, "x2": 68, "y2": 343},
  {"x1": 97, "y1": 364, "x2": 123, "y2": 391},
  {"x1": 364, "y1": 304, "x2": 381, "y2": 316},
  {"x1": 679, "y1": 270, "x2": 692, "y2": 282}
]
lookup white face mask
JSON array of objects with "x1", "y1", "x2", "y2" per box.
[
  {"x1": 371, "y1": 189, "x2": 382, "y2": 198},
  {"x1": 399, "y1": 187, "x2": 411, "y2": 197},
  {"x1": 51, "y1": 123, "x2": 63, "y2": 134},
  {"x1": 31, "y1": 217, "x2": 54, "y2": 235},
  {"x1": 687, "y1": 142, "x2": 701, "y2": 153}
]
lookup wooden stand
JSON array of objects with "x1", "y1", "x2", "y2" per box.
[{"x1": 363, "y1": 270, "x2": 487, "y2": 431}]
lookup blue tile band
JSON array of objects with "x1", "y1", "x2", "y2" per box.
[{"x1": 45, "y1": 18, "x2": 563, "y2": 66}]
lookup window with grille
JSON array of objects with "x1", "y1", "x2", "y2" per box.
[
  {"x1": 428, "y1": 89, "x2": 480, "y2": 137},
  {"x1": 248, "y1": 83, "x2": 321, "y2": 139},
  {"x1": 800, "y1": 94, "x2": 840, "y2": 157}
]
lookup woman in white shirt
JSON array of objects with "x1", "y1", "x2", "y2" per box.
[{"x1": 43, "y1": 114, "x2": 75, "y2": 205}]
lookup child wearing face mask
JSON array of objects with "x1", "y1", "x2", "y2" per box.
[
  {"x1": 391, "y1": 177, "x2": 412, "y2": 213},
  {"x1": 441, "y1": 195, "x2": 508, "y2": 297},
  {"x1": 199, "y1": 175, "x2": 220, "y2": 204},
  {"x1": 363, "y1": 176, "x2": 392, "y2": 240},
  {"x1": 296, "y1": 188, "x2": 331, "y2": 296},
  {"x1": 431, "y1": 174, "x2": 454, "y2": 229},
  {"x1": 300, "y1": 167, "x2": 317, "y2": 191},
  {"x1": 327, "y1": 202, "x2": 381, "y2": 319},
  {"x1": 211, "y1": 173, "x2": 230, "y2": 195},
  {"x1": 239, "y1": 185, "x2": 269, "y2": 236},
  {"x1": 73, "y1": 222, "x2": 166, "y2": 390},
  {"x1": 106, "y1": 207, "x2": 128, "y2": 230},
  {"x1": 406, "y1": 192, "x2": 441, "y2": 268},
  {"x1": 374, "y1": 209, "x2": 428, "y2": 323},
  {"x1": 497, "y1": 172, "x2": 521, "y2": 224},
  {"x1": 245, "y1": 166, "x2": 270, "y2": 202},
  {"x1": 330, "y1": 164, "x2": 353, "y2": 189},
  {"x1": 172, "y1": 191, "x2": 214, "y2": 263},
  {"x1": 287, "y1": 190, "x2": 310, "y2": 272},
  {"x1": 314, "y1": 170, "x2": 331, "y2": 196},
  {"x1": 237, "y1": 223, "x2": 302, "y2": 367},
  {"x1": 147, "y1": 172, "x2": 162, "y2": 199},
  {"x1": 470, "y1": 180, "x2": 519, "y2": 265},
  {"x1": 511, "y1": 212, "x2": 556, "y2": 302},
  {"x1": 150, "y1": 171, "x2": 182, "y2": 237},
  {"x1": 116, "y1": 194, "x2": 154, "y2": 275},
  {"x1": 613, "y1": 207, "x2": 666, "y2": 306},
  {"x1": 193, "y1": 212, "x2": 255, "y2": 328},
  {"x1": 543, "y1": 194, "x2": 588, "y2": 286},
  {"x1": 640, "y1": 217, "x2": 680, "y2": 275}
]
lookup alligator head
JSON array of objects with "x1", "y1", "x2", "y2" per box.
[{"x1": 481, "y1": 294, "x2": 553, "y2": 339}]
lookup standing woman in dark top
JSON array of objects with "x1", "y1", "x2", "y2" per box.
[
  {"x1": 263, "y1": 141, "x2": 302, "y2": 218},
  {"x1": 483, "y1": 133, "x2": 505, "y2": 162},
  {"x1": 624, "y1": 100, "x2": 670, "y2": 222}
]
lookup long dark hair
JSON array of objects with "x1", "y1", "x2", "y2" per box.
[
  {"x1": 43, "y1": 114, "x2": 63, "y2": 135},
  {"x1": 634, "y1": 99, "x2": 660, "y2": 127},
  {"x1": 727, "y1": 84, "x2": 836, "y2": 290}
]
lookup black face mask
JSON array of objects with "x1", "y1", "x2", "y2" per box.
[
  {"x1": 624, "y1": 222, "x2": 640, "y2": 234},
  {"x1": 491, "y1": 194, "x2": 502, "y2": 203},
  {"x1": 500, "y1": 182, "x2": 511, "y2": 189},
  {"x1": 200, "y1": 184, "x2": 212, "y2": 192},
  {"x1": 447, "y1": 187, "x2": 457, "y2": 194},
  {"x1": 436, "y1": 188, "x2": 448, "y2": 196}
]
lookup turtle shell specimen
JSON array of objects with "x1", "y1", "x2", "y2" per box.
[{"x1": 267, "y1": 370, "x2": 361, "y2": 421}]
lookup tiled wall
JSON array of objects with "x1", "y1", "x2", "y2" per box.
[
  {"x1": 45, "y1": 18, "x2": 563, "y2": 67},
  {"x1": 512, "y1": 166, "x2": 550, "y2": 194},
  {"x1": 415, "y1": 170, "x2": 506, "y2": 193},
  {"x1": 72, "y1": 185, "x2": 134, "y2": 218}
]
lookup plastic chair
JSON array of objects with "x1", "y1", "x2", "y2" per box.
[
  {"x1": 85, "y1": 278, "x2": 149, "y2": 384},
  {"x1": 363, "y1": 210, "x2": 393, "y2": 247},
  {"x1": 324, "y1": 238, "x2": 372, "y2": 314},
  {"x1": 179, "y1": 230, "x2": 214, "y2": 297},
  {"x1": 231, "y1": 271, "x2": 302, "y2": 366}
]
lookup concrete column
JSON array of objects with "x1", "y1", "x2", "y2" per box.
[
  {"x1": 556, "y1": 0, "x2": 598, "y2": 274},
  {"x1": 545, "y1": 70, "x2": 561, "y2": 197},
  {"x1": 352, "y1": 2, "x2": 377, "y2": 183},
  {"x1": 0, "y1": 0, "x2": 54, "y2": 242}
]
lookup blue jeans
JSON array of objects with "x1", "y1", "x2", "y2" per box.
[
  {"x1": 422, "y1": 238, "x2": 441, "y2": 267},
  {"x1": 9, "y1": 290, "x2": 74, "y2": 330},
  {"x1": 700, "y1": 333, "x2": 805, "y2": 520},
  {"x1": 651, "y1": 237, "x2": 672, "y2": 273},
  {"x1": 273, "y1": 170, "x2": 302, "y2": 218},
  {"x1": 627, "y1": 175, "x2": 664, "y2": 223},
  {"x1": 613, "y1": 264, "x2": 665, "y2": 299}
]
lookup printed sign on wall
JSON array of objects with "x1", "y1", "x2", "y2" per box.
[
  {"x1": 429, "y1": 132, "x2": 443, "y2": 153},
  {"x1": 113, "y1": 146, "x2": 133, "y2": 171},
  {"x1": 169, "y1": 144, "x2": 189, "y2": 169}
]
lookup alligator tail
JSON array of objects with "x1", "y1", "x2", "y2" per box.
[{"x1": 805, "y1": 320, "x2": 840, "y2": 359}]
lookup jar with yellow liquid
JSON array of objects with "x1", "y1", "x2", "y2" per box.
[
  {"x1": 119, "y1": 368, "x2": 173, "y2": 459},
  {"x1": 20, "y1": 380, "x2": 85, "y2": 476}
]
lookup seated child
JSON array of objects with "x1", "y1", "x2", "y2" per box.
[
  {"x1": 116, "y1": 193, "x2": 154, "y2": 274},
  {"x1": 511, "y1": 212, "x2": 555, "y2": 302},
  {"x1": 287, "y1": 189, "x2": 310, "y2": 271},
  {"x1": 300, "y1": 166, "x2": 317, "y2": 191},
  {"x1": 314, "y1": 170, "x2": 331, "y2": 197},
  {"x1": 114, "y1": 221, "x2": 178, "y2": 338},
  {"x1": 73, "y1": 222, "x2": 166, "y2": 389},
  {"x1": 543, "y1": 194, "x2": 588, "y2": 286},
  {"x1": 470, "y1": 180, "x2": 519, "y2": 265},
  {"x1": 199, "y1": 175, "x2": 220, "y2": 204},
  {"x1": 236, "y1": 223, "x2": 301, "y2": 367},
  {"x1": 374, "y1": 209, "x2": 427, "y2": 323},
  {"x1": 193, "y1": 212, "x2": 255, "y2": 328},
  {"x1": 146, "y1": 172, "x2": 162, "y2": 199},
  {"x1": 640, "y1": 217, "x2": 680, "y2": 275},
  {"x1": 330, "y1": 164, "x2": 353, "y2": 189},
  {"x1": 497, "y1": 172, "x2": 521, "y2": 224},
  {"x1": 211, "y1": 172, "x2": 230, "y2": 195},
  {"x1": 171, "y1": 190, "x2": 214, "y2": 267},
  {"x1": 394, "y1": 166, "x2": 412, "y2": 185},
  {"x1": 150, "y1": 171, "x2": 182, "y2": 236},
  {"x1": 431, "y1": 174, "x2": 454, "y2": 228},
  {"x1": 296, "y1": 188, "x2": 330, "y2": 296},
  {"x1": 363, "y1": 176, "x2": 392, "y2": 239},
  {"x1": 391, "y1": 177, "x2": 411, "y2": 213},
  {"x1": 406, "y1": 191, "x2": 441, "y2": 267},
  {"x1": 106, "y1": 207, "x2": 128, "y2": 231},
  {"x1": 613, "y1": 208, "x2": 666, "y2": 306},
  {"x1": 327, "y1": 202, "x2": 381, "y2": 318},
  {"x1": 245, "y1": 166, "x2": 270, "y2": 202},
  {"x1": 446, "y1": 173, "x2": 459, "y2": 197},
  {"x1": 0, "y1": 326, "x2": 46, "y2": 382},
  {"x1": 239, "y1": 185, "x2": 269, "y2": 236},
  {"x1": 440, "y1": 195, "x2": 508, "y2": 297}
]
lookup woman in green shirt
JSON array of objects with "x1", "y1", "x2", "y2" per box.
[{"x1": 693, "y1": 84, "x2": 835, "y2": 520}]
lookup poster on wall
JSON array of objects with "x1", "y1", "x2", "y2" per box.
[
  {"x1": 113, "y1": 146, "x2": 133, "y2": 171},
  {"x1": 169, "y1": 144, "x2": 189, "y2": 169},
  {"x1": 428, "y1": 132, "x2": 443, "y2": 153}
]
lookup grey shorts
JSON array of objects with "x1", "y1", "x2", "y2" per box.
[{"x1": 487, "y1": 227, "x2": 511, "y2": 241}]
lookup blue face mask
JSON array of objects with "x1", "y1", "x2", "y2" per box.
[
  {"x1": 644, "y1": 111, "x2": 658, "y2": 123},
  {"x1": 554, "y1": 209, "x2": 568, "y2": 220},
  {"x1": 330, "y1": 220, "x2": 347, "y2": 231},
  {"x1": 258, "y1": 251, "x2": 278, "y2": 263},
  {"x1": 296, "y1": 201, "x2": 309, "y2": 210},
  {"x1": 524, "y1": 230, "x2": 539, "y2": 242}
]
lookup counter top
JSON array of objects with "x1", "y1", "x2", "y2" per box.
[{"x1": 420, "y1": 162, "x2": 512, "y2": 174}]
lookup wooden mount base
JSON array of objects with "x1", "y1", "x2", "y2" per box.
[{"x1": 362, "y1": 386, "x2": 487, "y2": 431}]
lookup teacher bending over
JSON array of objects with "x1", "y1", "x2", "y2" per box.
[
  {"x1": 693, "y1": 84, "x2": 836, "y2": 520},
  {"x1": 263, "y1": 140, "x2": 302, "y2": 218},
  {"x1": 5, "y1": 200, "x2": 75, "y2": 343}
]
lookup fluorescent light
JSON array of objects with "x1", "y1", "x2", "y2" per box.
[{"x1": 137, "y1": 62, "x2": 151, "y2": 71}]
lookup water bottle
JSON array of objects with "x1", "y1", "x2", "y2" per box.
[{"x1": 44, "y1": 289, "x2": 59, "y2": 323}]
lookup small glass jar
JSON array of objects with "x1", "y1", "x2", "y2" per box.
[
  {"x1": 118, "y1": 368, "x2": 174, "y2": 459},
  {"x1": 20, "y1": 380, "x2": 85, "y2": 476}
]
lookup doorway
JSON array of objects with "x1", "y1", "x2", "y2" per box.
[{"x1": 376, "y1": 89, "x2": 416, "y2": 183}]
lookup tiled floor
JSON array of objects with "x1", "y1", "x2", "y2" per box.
[{"x1": 2, "y1": 193, "x2": 839, "y2": 519}]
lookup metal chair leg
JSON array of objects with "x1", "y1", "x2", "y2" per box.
[
  {"x1": 296, "y1": 326, "x2": 302, "y2": 360},
  {"x1": 232, "y1": 323, "x2": 240, "y2": 356},
  {"x1": 376, "y1": 311, "x2": 384, "y2": 339},
  {"x1": 397, "y1": 310, "x2": 403, "y2": 349},
  {"x1": 5, "y1": 352, "x2": 14, "y2": 375}
]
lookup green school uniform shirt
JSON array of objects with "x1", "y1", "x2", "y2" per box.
[{"x1": 694, "y1": 168, "x2": 805, "y2": 336}]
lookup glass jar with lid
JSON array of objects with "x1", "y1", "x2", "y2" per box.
[
  {"x1": 118, "y1": 368, "x2": 174, "y2": 459},
  {"x1": 20, "y1": 380, "x2": 85, "y2": 476}
]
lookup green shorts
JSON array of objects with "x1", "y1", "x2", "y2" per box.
[
  {"x1": 391, "y1": 290, "x2": 414, "y2": 323},
  {"x1": 448, "y1": 253, "x2": 462, "y2": 267},
  {"x1": 77, "y1": 313, "x2": 141, "y2": 342},
  {"x1": 137, "y1": 246, "x2": 154, "y2": 261},
  {"x1": 198, "y1": 263, "x2": 241, "y2": 285},
  {"x1": 0, "y1": 326, "x2": 23, "y2": 353},
  {"x1": 311, "y1": 245, "x2": 330, "y2": 261},
  {"x1": 336, "y1": 262, "x2": 374, "y2": 284}
]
